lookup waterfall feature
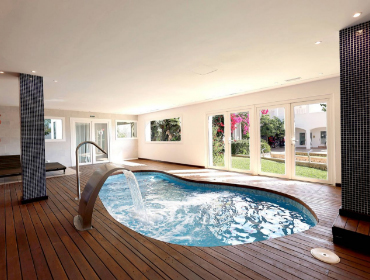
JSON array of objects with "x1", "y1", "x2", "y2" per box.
[{"x1": 123, "y1": 170, "x2": 147, "y2": 218}]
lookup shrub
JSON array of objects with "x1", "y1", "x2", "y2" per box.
[
  {"x1": 231, "y1": 140, "x2": 250, "y2": 155},
  {"x1": 261, "y1": 139, "x2": 271, "y2": 154},
  {"x1": 212, "y1": 126, "x2": 225, "y2": 166}
]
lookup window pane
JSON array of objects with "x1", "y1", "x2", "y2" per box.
[
  {"x1": 208, "y1": 114, "x2": 225, "y2": 167},
  {"x1": 44, "y1": 118, "x2": 63, "y2": 140},
  {"x1": 150, "y1": 117, "x2": 181, "y2": 141},
  {"x1": 294, "y1": 103, "x2": 327, "y2": 180},
  {"x1": 260, "y1": 108, "x2": 286, "y2": 175},
  {"x1": 117, "y1": 121, "x2": 137, "y2": 138},
  {"x1": 230, "y1": 111, "x2": 250, "y2": 171},
  {"x1": 76, "y1": 122, "x2": 91, "y2": 164},
  {"x1": 95, "y1": 123, "x2": 109, "y2": 163}
]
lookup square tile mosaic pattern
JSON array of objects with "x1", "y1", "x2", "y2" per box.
[
  {"x1": 19, "y1": 73, "x2": 47, "y2": 201},
  {"x1": 340, "y1": 21, "x2": 370, "y2": 215}
]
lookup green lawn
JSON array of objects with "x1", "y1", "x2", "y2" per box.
[
  {"x1": 231, "y1": 157, "x2": 327, "y2": 180},
  {"x1": 231, "y1": 156, "x2": 250, "y2": 170}
]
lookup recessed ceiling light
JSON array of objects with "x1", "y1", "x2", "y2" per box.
[
  {"x1": 315, "y1": 41, "x2": 322, "y2": 45},
  {"x1": 31, "y1": 70, "x2": 36, "y2": 73},
  {"x1": 53, "y1": 80, "x2": 58, "y2": 82},
  {"x1": 0, "y1": 71, "x2": 4, "y2": 74},
  {"x1": 353, "y1": 12, "x2": 362, "y2": 18}
]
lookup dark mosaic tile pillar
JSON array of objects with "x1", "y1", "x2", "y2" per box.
[
  {"x1": 340, "y1": 21, "x2": 370, "y2": 217},
  {"x1": 19, "y1": 73, "x2": 47, "y2": 203}
]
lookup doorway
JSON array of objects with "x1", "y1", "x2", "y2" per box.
[
  {"x1": 291, "y1": 101, "x2": 329, "y2": 182},
  {"x1": 71, "y1": 118, "x2": 111, "y2": 166}
]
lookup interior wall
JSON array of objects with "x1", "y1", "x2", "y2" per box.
[
  {"x1": 0, "y1": 106, "x2": 138, "y2": 167},
  {"x1": 0, "y1": 106, "x2": 20, "y2": 155},
  {"x1": 138, "y1": 77, "x2": 341, "y2": 183}
]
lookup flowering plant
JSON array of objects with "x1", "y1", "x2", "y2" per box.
[{"x1": 230, "y1": 113, "x2": 250, "y2": 135}]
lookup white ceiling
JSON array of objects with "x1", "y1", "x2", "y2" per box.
[{"x1": 1, "y1": 0, "x2": 370, "y2": 115}]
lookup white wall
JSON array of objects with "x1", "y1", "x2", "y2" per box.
[
  {"x1": 0, "y1": 106, "x2": 20, "y2": 155},
  {"x1": 294, "y1": 105, "x2": 327, "y2": 148},
  {"x1": 0, "y1": 106, "x2": 138, "y2": 167},
  {"x1": 138, "y1": 77, "x2": 341, "y2": 183}
]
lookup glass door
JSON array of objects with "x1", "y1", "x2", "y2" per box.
[
  {"x1": 93, "y1": 121, "x2": 109, "y2": 163},
  {"x1": 207, "y1": 114, "x2": 227, "y2": 169},
  {"x1": 258, "y1": 106, "x2": 287, "y2": 177},
  {"x1": 75, "y1": 122, "x2": 92, "y2": 165},
  {"x1": 292, "y1": 101, "x2": 328, "y2": 182},
  {"x1": 228, "y1": 110, "x2": 251, "y2": 172},
  {"x1": 71, "y1": 118, "x2": 110, "y2": 166}
]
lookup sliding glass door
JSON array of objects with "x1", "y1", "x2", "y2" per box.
[
  {"x1": 94, "y1": 122, "x2": 109, "y2": 163},
  {"x1": 206, "y1": 99, "x2": 331, "y2": 184},
  {"x1": 75, "y1": 121, "x2": 92, "y2": 164},
  {"x1": 229, "y1": 110, "x2": 251, "y2": 172},
  {"x1": 291, "y1": 101, "x2": 328, "y2": 182},
  {"x1": 71, "y1": 118, "x2": 110, "y2": 166},
  {"x1": 208, "y1": 114, "x2": 227, "y2": 169},
  {"x1": 258, "y1": 106, "x2": 287, "y2": 177}
]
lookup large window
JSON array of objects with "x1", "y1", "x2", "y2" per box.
[
  {"x1": 44, "y1": 117, "x2": 65, "y2": 141},
  {"x1": 116, "y1": 121, "x2": 137, "y2": 139},
  {"x1": 149, "y1": 117, "x2": 181, "y2": 142}
]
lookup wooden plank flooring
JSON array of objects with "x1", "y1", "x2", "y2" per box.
[
  {"x1": 1, "y1": 160, "x2": 370, "y2": 280},
  {"x1": 333, "y1": 214, "x2": 370, "y2": 236}
]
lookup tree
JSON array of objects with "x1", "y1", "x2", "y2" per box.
[
  {"x1": 320, "y1": 103, "x2": 327, "y2": 112},
  {"x1": 260, "y1": 115, "x2": 285, "y2": 139},
  {"x1": 44, "y1": 119, "x2": 51, "y2": 136},
  {"x1": 212, "y1": 115, "x2": 225, "y2": 165},
  {"x1": 151, "y1": 118, "x2": 181, "y2": 141}
]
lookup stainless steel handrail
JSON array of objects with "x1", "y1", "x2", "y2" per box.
[{"x1": 75, "y1": 141, "x2": 107, "y2": 200}]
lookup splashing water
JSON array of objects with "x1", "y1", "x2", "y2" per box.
[
  {"x1": 122, "y1": 170, "x2": 148, "y2": 221},
  {"x1": 100, "y1": 172, "x2": 317, "y2": 246}
]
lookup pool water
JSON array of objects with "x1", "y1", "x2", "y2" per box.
[{"x1": 99, "y1": 172, "x2": 317, "y2": 247}]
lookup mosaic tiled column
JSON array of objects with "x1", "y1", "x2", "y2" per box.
[
  {"x1": 19, "y1": 73, "x2": 47, "y2": 203},
  {"x1": 340, "y1": 21, "x2": 370, "y2": 219}
]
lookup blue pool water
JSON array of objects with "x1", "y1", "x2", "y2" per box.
[{"x1": 99, "y1": 172, "x2": 317, "y2": 247}]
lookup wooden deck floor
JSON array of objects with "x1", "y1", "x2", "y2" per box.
[{"x1": 1, "y1": 160, "x2": 370, "y2": 280}]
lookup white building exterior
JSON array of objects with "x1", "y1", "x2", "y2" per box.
[
  {"x1": 294, "y1": 104, "x2": 327, "y2": 149},
  {"x1": 265, "y1": 105, "x2": 327, "y2": 149}
]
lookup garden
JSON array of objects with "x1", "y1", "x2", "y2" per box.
[{"x1": 211, "y1": 111, "x2": 327, "y2": 180}]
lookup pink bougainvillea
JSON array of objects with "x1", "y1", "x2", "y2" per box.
[
  {"x1": 261, "y1": 109, "x2": 269, "y2": 115},
  {"x1": 231, "y1": 113, "x2": 250, "y2": 135}
]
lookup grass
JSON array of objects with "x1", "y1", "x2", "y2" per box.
[
  {"x1": 231, "y1": 157, "x2": 250, "y2": 170},
  {"x1": 231, "y1": 157, "x2": 327, "y2": 180},
  {"x1": 295, "y1": 165, "x2": 328, "y2": 180},
  {"x1": 260, "y1": 158, "x2": 285, "y2": 174}
]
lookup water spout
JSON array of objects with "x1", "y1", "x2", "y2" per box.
[{"x1": 123, "y1": 170, "x2": 148, "y2": 220}]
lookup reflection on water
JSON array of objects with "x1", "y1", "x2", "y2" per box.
[{"x1": 99, "y1": 173, "x2": 316, "y2": 247}]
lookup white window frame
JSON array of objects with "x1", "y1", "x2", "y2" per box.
[
  {"x1": 145, "y1": 116, "x2": 182, "y2": 143},
  {"x1": 44, "y1": 116, "x2": 66, "y2": 142},
  {"x1": 115, "y1": 120, "x2": 138, "y2": 140},
  {"x1": 204, "y1": 94, "x2": 334, "y2": 185}
]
